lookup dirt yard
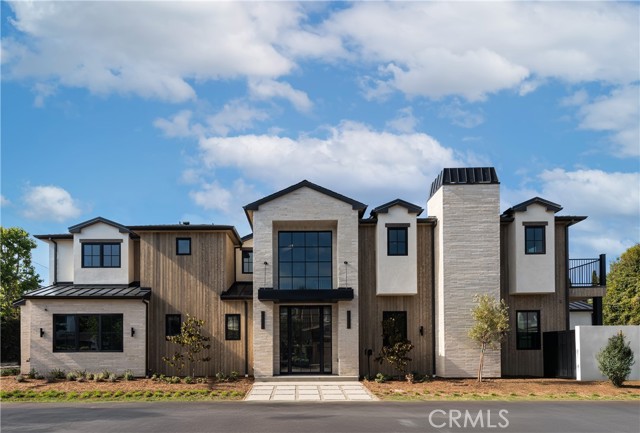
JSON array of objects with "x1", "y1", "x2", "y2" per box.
[{"x1": 363, "y1": 377, "x2": 640, "y2": 400}]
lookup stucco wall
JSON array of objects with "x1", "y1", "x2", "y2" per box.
[
  {"x1": 575, "y1": 325, "x2": 640, "y2": 381},
  {"x1": 570, "y1": 311, "x2": 592, "y2": 330},
  {"x1": 508, "y1": 203, "x2": 556, "y2": 294},
  {"x1": 251, "y1": 186, "x2": 360, "y2": 377},
  {"x1": 20, "y1": 299, "x2": 147, "y2": 376},
  {"x1": 375, "y1": 206, "x2": 418, "y2": 295},
  {"x1": 73, "y1": 222, "x2": 132, "y2": 285}
]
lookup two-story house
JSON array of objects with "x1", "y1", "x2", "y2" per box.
[{"x1": 16, "y1": 167, "x2": 606, "y2": 379}]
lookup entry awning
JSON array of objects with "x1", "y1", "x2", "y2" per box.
[
  {"x1": 258, "y1": 288, "x2": 354, "y2": 303},
  {"x1": 13, "y1": 283, "x2": 151, "y2": 306},
  {"x1": 221, "y1": 282, "x2": 253, "y2": 300}
]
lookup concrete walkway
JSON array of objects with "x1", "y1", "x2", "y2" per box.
[{"x1": 244, "y1": 381, "x2": 377, "y2": 402}]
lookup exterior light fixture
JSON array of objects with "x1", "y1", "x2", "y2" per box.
[
  {"x1": 40, "y1": 328, "x2": 45, "y2": 338},
  {"x1": 131, "y1": 327, "x2": 135, "y2": 337},
  {"x1": 419, "y1": 326, "x2": 424, "y2": 336}
]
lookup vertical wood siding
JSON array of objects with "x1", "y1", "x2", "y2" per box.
[
  {"x1": 140, "y1": 231, "x2": 252, "y2": 376},
  {"x1": 358, "y1": 223, "x2": 434, "y2": 377}
]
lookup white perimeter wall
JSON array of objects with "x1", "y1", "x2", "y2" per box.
[{"x1": 576, "y1": 325, "x2": 640, "y2": 381}]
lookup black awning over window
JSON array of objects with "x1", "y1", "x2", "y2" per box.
[{"x1": 258, "y1": 288, "x2": 353, "y2": 303}]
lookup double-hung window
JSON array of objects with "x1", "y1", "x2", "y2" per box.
[
  {"x1": 387, "y1": 227, "x2": 408, "y2": 256},
  {"x1": 242, "y1": 250, "x2": 253, "y2": 274},
  {"x1": 524, "y1": 226, "x2": 545, "y2": 254},
  {"x1": 53, "y1": 314, "x2": 123, "y2": 352},
  {"x1": 82, "y1": 243, "x2": 121, "y2": 268}
]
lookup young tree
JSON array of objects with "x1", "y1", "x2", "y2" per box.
[
  {"x1": 163, "y1": 314, "x2": 211, "y2": 377},
  {"x1": 596, "y1": 331, "x2": 635, "y2": 387},
  {"x1": 375, "y1": 316, "x2": 414, "y2": 379},
  {"x1": 468, "y1": 294, "x2": 509, "y2": 383},
  {"x1": 1, "y1": 227, "x2": 42, "y2": 319},
  {"x1": 604, "y1": 244, "x2": 640, "y2": 325}
]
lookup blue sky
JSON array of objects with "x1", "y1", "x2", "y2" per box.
[{"x1": 1, "y1": 1, "x2": 638, "y2": 282}]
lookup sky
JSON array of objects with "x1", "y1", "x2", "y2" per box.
[{"x1": 1, "y1": 1, "x2": 639, "y2": 282}]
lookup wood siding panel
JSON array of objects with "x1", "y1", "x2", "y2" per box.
[
  {"x1": 358, "y1": 223, "x2": 434, "y2": 377},
  {"x1": 501, "y1": 223, "x2": 568, "y2": 377},
  {"x1": 140, "y1": 232, "x2": 252, "y2": 376}
]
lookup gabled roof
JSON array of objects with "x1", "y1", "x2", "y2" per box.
[
  {"x1": 371, "y1": 199, "x2": 423, "y2": 218},
  {"x1": 429, "y1": 167, "x2": 499, "y2": 199},
  {"x1": 68, "y1": 217, "x2": 131, "y2": 234},
  {"x1": 502, "y1": 197, "x2": 563, "y2": 216},
  {"x1": 243, "y1": 180, "x2": 368, "y2": 223}
]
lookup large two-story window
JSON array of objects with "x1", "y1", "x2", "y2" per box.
[
  {"x1": 524, "y1": 226, "x2": 545, "y2": 254},
  {"x1": 278, "y1": 231, "x2": 332, "y2": 290},
  {"x1": 53, "y1": 314, "x2": 123, "y2": 352},
  {"x1": 242, "y1": 250, "x2": 253, "y2": 274},
  {"x1": 82, "y1": 243, "x2": 121, "y2": 268},
  {"x1": 516, "y1": 310, "x2": 541, "y2": 350}
]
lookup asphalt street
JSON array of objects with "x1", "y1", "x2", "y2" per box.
[{"x1": 2, "y1": 401, "x2": 639, "y2": 433}]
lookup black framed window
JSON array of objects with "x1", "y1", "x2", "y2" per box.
[
  {"x1": 242, "y1": 250, "x2": 253, "y2": 274},
  {"x1": 82, "y1": 243, "x2": 121, "y2": 268},
  {"x1": 525, "y1": 226, "x2": 545, "y2": 254},
  {"x1": 387, "y1": 227, "x2": 408, "y2": 256},
  {"x1": 165, "y1": 314, "x2": 182, "y2": 337},
  {"x1": 225, "y1": 314, "x2": 241, "y2": 340},
  {"x1": 382, "y1": 311, "x2": 408, "y2": 346},
  {"x1": 516, "y1": 311, "x2": 541, "y2": 350},
  {"x1": 278, "y1": 231, "x2": 332, "y2": 290},
  {"x1": 53, "y1": 314, "x2": 123, "y2": 352},
  {"x1": 176, "y1": 238, "x2": 191, "y2": 255}
]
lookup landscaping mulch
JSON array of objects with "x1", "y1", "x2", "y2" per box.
[{"x1": 363, "y1": 377, "x2": 640, "y2": 401}]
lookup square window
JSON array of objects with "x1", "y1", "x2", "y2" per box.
[
  {"x1": 525, "y1": 226, "x2": 545, "y2": 254},
  {"x1": 242, "y1": 250, "x2": 253, "y2": 274},
  {"x1": 516, "y1": 311, "x2": 541, "y2": 350},
  {"x1": 166, "y1": 314, "x2": 182, "y2": 337},
  {"x1": 225, "y1": 314, "x2": 241, "y2": 340},
  {"x1": 177, "y1": 238, "x2": 191, "y2": 255},
  {"x1": 387, "y1": 227, "x2": 408, "y2": 256}
]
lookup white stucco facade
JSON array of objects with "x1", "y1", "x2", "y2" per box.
[
  {"x1": 375, "y1": 206, "x2": 418, "y2": 296},
  {"x1": 507, "y1": 203, "x2": 556, "y2": 294},
  {"x1": 46, "y1": 239, "x2": 74, "y2": 284}
]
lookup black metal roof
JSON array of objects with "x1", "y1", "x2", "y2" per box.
[
  {"x1": 569, "y1": 300, "x2": 593, "y2": 311},
  {"x1": 243, "y1": 180, "x2": 368, "y2": 215},
  {"x1": 371, "y1": 199, "x2": 423, "y2": 217},
  {"x1": 502, "y1": 197, "x2": 563, "y2": 215},
  {"x1": 34, "y1": 234, "x2": 74, "y2": 240},
  {"x1": 15, "y1": 283, "x2": 151, "y2": 304},
  {"x1": 429, "y1": 167, "x2": 500, "y2": 199},
  {"x1": 220, "y1": 282, "x2": 253, "y2": 300}
]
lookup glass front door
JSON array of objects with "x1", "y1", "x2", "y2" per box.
[{"x1": 279, "y1": 306, "x2": 332, "y2": 374}]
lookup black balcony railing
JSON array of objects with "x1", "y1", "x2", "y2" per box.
[{"x1": 568, "y1": 254, "x2": 606, "y2": 288}]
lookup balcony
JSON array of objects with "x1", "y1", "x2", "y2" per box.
[{"x1": 569, "y1": 254, "x2": 607, "y2": 299}]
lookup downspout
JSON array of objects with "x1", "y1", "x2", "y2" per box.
[
  {"x1": 431, "y1": 222, "x2": 436, "y2": 377},
  {"x1": 244, "y1": 300, "x2": 249, "y2": 377},
  {"x1": 49, "y1": 238, "x2": 58, "y2": 284},
  {"x1": 143, "y1": 298, "x2": 150, "y2": 377}
]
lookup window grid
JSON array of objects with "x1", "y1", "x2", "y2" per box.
[
  {"x1": 278, "y1": 231, "x2": 332, "y2": 290},
  {"x1": 53, "y1": 314, "x2": 123, "y2": 352},
  {"x1": 516, "y1": 310, "x2": 541, "y2": 350},
  {"x1": 525, "y1": 226, "x2": 545, "y2": 254},
  {"x1": 387, "y1": 227, "x2": 408, "y2": 256},
  {"x1": 165, "y1": 314, "x2": 182, "y2": 337},
  {"x1": 82, "y1": 243, "x2": 121, "y2": 268},
  {"x1": 242, "y1": 250, "x2": 253, "y2": 274},
  {"x1": 225, "y1": 314, "x2": 241, "y2": 340}
]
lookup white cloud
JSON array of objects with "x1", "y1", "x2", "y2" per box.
[
  {"x1": 190, "y1": 178, "x2": 258, "y2": 216},
  {"x1": 22, "y1": 185, "x2": 82, "y2": 222},
  {"x1": 248, "y1": 79, "x2": 312, "y2": 112},
  {"x1": 576, "y1": 86, "x2": 640, "y2": 158},
  {"x1": 439, "y1": 99, "x2": 485, "y2": 128},
  {"x1": 154, "y1": 110, "x2": 199, "y2": 139},
  {"x1": 207, "y1": 100, "x2": 269, "y2": 136},
  {"x1": 559, "y1": 89, "x2": 589, "y2": 107},
  {"x1": 386, "y1": 107, "x2": 418, "y2": 133},
  {"x1": 0, "y1": 195, "x2": 10, "y2": 207}
]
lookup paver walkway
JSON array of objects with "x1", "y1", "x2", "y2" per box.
[{"x1": 244, "y1": 381, "x2": 377, "y2": 402}]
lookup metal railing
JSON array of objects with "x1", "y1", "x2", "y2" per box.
[{"x1": 568, "y1": 254, "x2": 606, "y2": 288}]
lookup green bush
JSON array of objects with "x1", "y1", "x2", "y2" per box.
[
  {"x1": 374, "y1": 372, "x2": 389, "y2": 383},
  {"x1": 215, "y1": 372, "x2": 228, "y2": 382},
  {"x1": 66, "y1": 371, "x2": 78, "y2": 381},
  {"x1": 183, "y1": 376, "x2": 194, "y2": 384},
  {"x1": 15, "y1": 374, "x2": 25, "y2": 382},
  {"x1": 27, "y1": 368, "x2": 38, "y2": 379},
  {"x1": 49, "y1": 368, "x2": 66, "y2": 379},
  {"x1": 170, "y1": 376, "x2": 180, "y2": 384},
  {"x1": 229, "y1": 371, "x2": 240, "y2": 381},
  {"x1": 123, "y1": 370, "x2": 134, "y2": 381},
  {"x1": 108, "y1": 373, "x2": 118, "y2": 383},
  {"x1": 1, "y1": 367, "x2": 20, "y2": 376},
  {"x1": 597, "y1": 331, "x2": 635, "y2": 387}
]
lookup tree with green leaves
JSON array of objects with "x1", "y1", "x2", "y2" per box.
[
  {"x1": 468, "y1": 294, "x2": 509, "y2": 383},
  {"x1": 604, "y1": 244, "x2": 640, "y2": 325},
  {"x1": 1, "y1": 227, "x2": 42, "y2": 319},
  {"x1": 163, "y1": 314, "x2": 211, "y2": 377},
  {"x1": 375, "y1": 315, "x2": 414, "y2": 379},
  {"x1": 597, "y1": 331, "x2": 635, "y2": 387}
]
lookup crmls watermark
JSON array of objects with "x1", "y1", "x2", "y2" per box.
[{"x1": 428, "y1": 409, "x2": 509, "y2": 429}]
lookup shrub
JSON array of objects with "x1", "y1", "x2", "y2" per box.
[
  {"x1": 196, "y1": 377, "x2": 207, "y2": 384},
  {"x1": 27, "y1": 368, "x2": 38, "y2": 379},
  {"x1": 35, "y1": 373, "x2": 45, "y2": 380},
  {"x1": 374, "y1": 372, "x2": 388, "y2": 383},
  {"x1": 229, "y1": 371, "x2": 240, "y2": 381},
  {"x1": 76, "y1": 376, "x2": 86, "y2": 383},
  {"x1": 94, "y1": 372, "x2": 105, "y2": 382},
  {"x1": 123, "y1": 370, "x2": 134, "y2": 381},
  {"x1": 108, "y1": 373, "x2": 118, "y2": 383},
  {"x1": 15, "y1": 374, "x2": 25, "y2": 382},
  {"x1": 597, "y1": 331, "x2": 636, "y2": 387},
  {"x1": 215, "y1": 372, "x2": 228, "y2": 382},
  {"x1": 44, "y1": 374, "x2": 56, "y2": 383},
  {"x1": 170, "y1": 376, "x2": 180, "y2": 384},
  {"x1": 101, "y1": 369, "x2": 112, "y2": 379},
  {"x1": 183, "y1": 376, "x2": 194, "y2": 384},
  {"x1": 1, "y1": 367, "x2": 20, "y2": 376},
  {"x1": 66, "y1": 372, "x2": 78, "y2": 381},
  {"x1": 49, "y1": 368, "x2": 66, "y2": 379},
  {"x1": 85, "y1": 373, "x2": 94, "y2": 381},
  {"x1": 151, "y1": 373, "x2": 158, "y2": 381}
]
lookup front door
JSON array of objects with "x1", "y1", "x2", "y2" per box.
[{"x1": 279, "y1": 306, "x2": 332, "y2": 374}]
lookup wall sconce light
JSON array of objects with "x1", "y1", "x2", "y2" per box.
[
  {"x1": 419, "y1": 326, "x2": 424, "y2": 336},
  {"x1": 263, "y1": 262, "x2": 269, "y2": 288},
  {"x1": 343, "y1": 261, "x2": 349, "y2": 287},
  {"x1": 347, "y1": 310, "x2": 351, "y2": 329},
  {"x1": 261, "y1": 311, "x2": 265, "y2": 329},
  {"x1": 40, "y1": 328, "x2": 45, "y2": 338},
  {"x1": 131, "y1": 327, "x2": 135, "y2": 337}
]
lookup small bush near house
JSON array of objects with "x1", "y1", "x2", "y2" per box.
[
  {"x1": 43, "y1": 374, "x2": 56, "y2": 384},
  {"x1": 374, "y1": 373, "x2": 389, "y2": 383},
  {"x1": 35, "y1": 373, "x2": 45, "y2": 380},
  {"x1": 123, "y1": 370, "x2": 134, "y2": 381},
  {"x1": 230, "y1": 371, "x2": 240, "y2": 381},
  {"x1": 27, "y1": 368, "x2": 38, "y2": 379},
  {"x1": 101, "y1": 369, "x2": 113, "y2": 379},
  {"x1": 76, "y1": 376, "x2": 86, "y2": 383},
  {"x1": 49, "y1": 369, "x2": 66, "y2": 379},
  {"x1": 170, "y1": 376, "x2": 180, "y2": 384},
  {"x1": 215, "y1": 372, "x2": 228, "y2": 382},
  {"x1": 196, "y1": 377, "x2": 207, "y2": 384},
  {"x1": 85, "y1": 373, "x2": 94, "y2": 381},
  {"x1": 597, "y1": 331, "x2": 635, "y2": 387},
  {"x1": 15, "y1": 374, "x2": 25, "y2": 382},
  {"x1": 1, "y1": 367, "x2": 20, "y2": 376},
  {"x1": 183, "y1": 376, "x2": 194, "y2": 384},
  {"x1": 108, "y1": 373, "x2": 118, "y2": 383},
  {"x1": 66, "y1": 372, "x2": 77, "y2": 381},
  {"x1": 94, "y1": 373, "x2": 105, "y2": 382}
]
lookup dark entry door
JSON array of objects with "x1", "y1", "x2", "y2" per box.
[{"x1": 279, "y1": 306, "x2": 332, "y2": 374}]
